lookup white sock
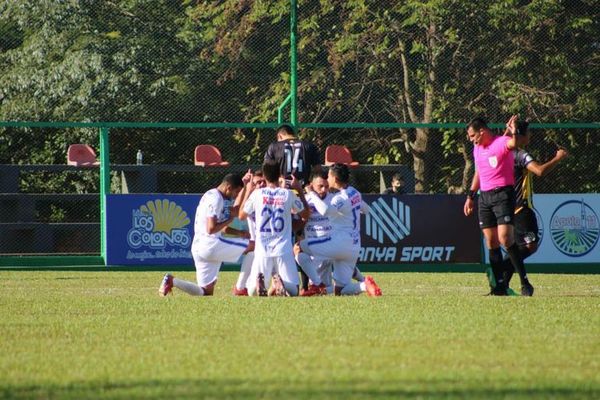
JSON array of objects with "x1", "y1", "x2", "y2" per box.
[
  {"x1": 236, "y1": 252, "x2": 254, "y2": 290},
  {"x1": 340, "y1": 282, "x2": 363, "y2": 296},
  {"x1": 296, "y1": 253, "x2": 322, "y2": 285},
  {"x1": 173, "y1": 278, "x2": 204, "y2": 296}
]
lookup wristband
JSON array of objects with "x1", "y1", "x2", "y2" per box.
[{"x1": 467, "y1": 190, "x2": 476, "y2": 200}]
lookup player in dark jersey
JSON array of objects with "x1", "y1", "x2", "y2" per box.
[
  {"x1": 264, "y1": 124, "x2": 322, "y2": 292},
  {"x1": 498, "y1": 120, "x2": 568, "y2": 296},
  {"x1": 264, "y1": 124, "x2": 321, "y2": 186}
]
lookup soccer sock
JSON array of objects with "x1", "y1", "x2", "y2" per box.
[
  {"x1": 173, "y1": 278, "x2": 204, "y2": 296},
  {"x1": 340, "y1": 282, "x2": 364, "y2": 296},
  {"x1": 352, "y1": 267, "x2": 365, "y2": 282},
  {"x1": 296, "y1": 252, "x2": 322, "y2": 286},
  {"x1": 506, "y1": 243, "x2": 530, "y2": 286},
  {"x1": 299, "y1": 269, "x2": 309, "y2": 290},
  {"x1": 282, "y1": 282, "x2": 299, "y2": 297},
  {"x1": 500, "y1": 257, "x2": 514, "y2": 286},
  {"x1": 235, "y1": 252, "x2": 254, "y2": 290},
  {"x1": 488, "y1": 247, "x2": 505, "y2": 289}
]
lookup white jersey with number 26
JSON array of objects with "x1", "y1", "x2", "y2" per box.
[{"x1": 243, "y1": 187, "x2": 304, "y2": 257}]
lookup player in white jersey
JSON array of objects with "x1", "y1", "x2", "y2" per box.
[
  {"x1": 232, "y1": 171, "x2": 266, "y2": 296},
  {"x1": 297, "y1": 163, "x2": 382, "y2": 296},
  {"x1": 239, "y1": 160, "x2": 325, "y2": 296},
  {"x1": 295, "y1": 170, "x2": 365, "y2": 294},
  {"x1": 158, "y1": 173, "x2": 253, "y2": 297}
]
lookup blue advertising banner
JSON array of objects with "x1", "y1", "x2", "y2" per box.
[
  {"x1": 106, "y1": 193, "x2": 482, "y2": 266},
  {"x1": 106, "y1": 194, "x2": 200, "y2": 265}
]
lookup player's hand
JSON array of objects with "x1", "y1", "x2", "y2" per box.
[
  {"x1": 556, "y1": 148, "x2": 568, "y2": 160},
  {"x1": 242, "y1": 169, "x2": 253, "y2": 185},
  {"x1": 293, "y1": 242, "x2": 301, "y2": 257},
  {"x1": 463, "y1": 197, "x2": 474, "y2": 216},
  {"x1": 505, "y1": 114, "x2": 518, "y2": 136},
  {"x1": 290, "y1": 175, "x2": 303, "y2": 191}
]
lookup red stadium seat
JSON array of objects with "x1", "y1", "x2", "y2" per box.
[
  {"x1": 194, "y1": 145, "x2": 230, "y2": 167},
  {"x1": 325, "y1": 145, "x2": 359, "y2": 167},
  {"x1": 67, "y1": 144, "x2": 100, "y2": 167}
]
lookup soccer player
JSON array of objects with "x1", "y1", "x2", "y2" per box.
[
  {"x1": 498, "y1": 120, "x2": 568, "y2": 295},
  {"x1": 295, "y1": 170, "x2": 366, "y2": 294},
  {"x1": 158, "y1": 173, "x2": 253, "y2": 297},
  {"x1": 463, "y1": 115, "x2": 528, "y2": 296},
  {"x1": 239, "y1": 160, "x2": 324, "y2": 297},
  {"x1": 264, "y1": 124, "x2": 321, "y2": 186},
  {"x1": 232, "y1": 171, "x2": 266, "y2": 296},
  {"x1": 297, "y1": 163, "x2": 382, "y2": 296}
]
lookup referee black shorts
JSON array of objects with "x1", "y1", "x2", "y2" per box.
[
  {"x1": 514, "y1": 206, "x2": 539, "y2": 246},
  {"x1": 478, "y1": 185, "x2": 516, "y2": 229}
]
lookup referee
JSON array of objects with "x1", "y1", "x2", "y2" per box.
[{"x1": 463, "y1": 115, "x2": 528, "y2": 296}]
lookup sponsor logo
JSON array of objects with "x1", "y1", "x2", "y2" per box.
[
  {"x1": 549, "y1": 199, "x2": 599, "y2": 257},
  {"x1": 127, "y1": 199, "x2": 191, "y2": 249},
  {"x1": 364, "y1": 197, "x2": 410, "y2": 244}
]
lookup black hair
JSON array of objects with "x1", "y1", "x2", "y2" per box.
[
  {"x1": 309, "y1": 169, "x2": 328, "y2": 181},
  {"x1": 221, "y1": 173, "x2": 244, "y2": 189},
  {"x1": 329, "y1": 163, "x2": 350, "y2": 184},
  {"x1": 391, "y1": 172, "x2": 404, "y2": 182},
  {"x1": 276, "y1": 124, "x2": 296, "y2": 138},
  {"x1": 516, "y1": 120, "x2": 530, "y2": 136},
  {"x1": 467, "y1": 117, "x2": 488, "y2": 131},
  {"x1": 262, "y1": 160, "x2": 281, "y2": 183}
]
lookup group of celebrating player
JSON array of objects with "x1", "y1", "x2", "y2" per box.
[
  {"x1": 157, "y1": 115, "x2": 566, "y2": 299},
  {"x1": 158, "y1": 124, "x2": 382, "y2": 297}
]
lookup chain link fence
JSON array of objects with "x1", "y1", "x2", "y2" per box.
[{"x1": 1, "y1": 0, "x2": 599, "y2": 255}]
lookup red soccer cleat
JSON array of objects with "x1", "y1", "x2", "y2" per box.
[
  {"x1": 364, "y1": 276, "x2": 382, "y2": 297},
  {"x1": 232, "y1": 286, "x2": 248, "y2": 296},
  {"x1": 158, "y1": 273, "x2": 174, "y2": 297},
  {"x1": 301, "y1": 283, "x2": 325, "y2": 297}
]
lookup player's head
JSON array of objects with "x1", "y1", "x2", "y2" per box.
[
  {"x1": 220, "y1": 173, "x2": 245, "y2": 199},
  {"x1": 515, "y1": 119, "x2": 530, "y2": 146},
  {"x1": 252, "y1": 170, "x2": 266, "y2": 188},
  {"x1": 276, "y1": 124, "x2": 296, "y2": 141},
  {"x1": 327, "y1": 163, "x2": 350, "y2": 189},
  {"x1": 309, "y1": 170, "x2": 329, "y2": 199},
  {"x1": 466, "y1": 117, "x2": 489, "y2": 145},
  {"x1": 262, "y1": 160, "x2": 281, "y2": 184}
]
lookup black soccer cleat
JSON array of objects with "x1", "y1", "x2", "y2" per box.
[{"x1": 521, "y1": 282, "x2": 535, "y2": 297}]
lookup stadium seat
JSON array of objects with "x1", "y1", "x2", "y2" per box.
[
  {"x1": 67, "y1": 144, "x2": 100, "y2": 167},
  {"x1": 325, "y1": 145, "x2": 359, "y2": 167},
  {"x1": 194, "y1": 145, "x2": 230, "y2": 167}
]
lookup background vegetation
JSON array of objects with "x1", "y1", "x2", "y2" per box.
[{"x1": 1, "y1": 0, "x2": 598, "y2": 194}]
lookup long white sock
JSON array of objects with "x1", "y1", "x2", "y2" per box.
[
  {"x1": 173, "y1": 278, "x2": 204, "y2": 296},
  {"x1": 236, "y1": 252, "x2": 254, "y2": 290},
  {"x1": 296, "y1": 253, "x2": 322, "y2": 285},
  {"x1": 340, "y1": 282, "x2": 364, "y2": 296}
]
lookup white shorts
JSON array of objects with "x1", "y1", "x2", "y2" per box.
[
  {"x1": 191, "y1": 236, "x2": 248, "y2": 287},
  {"x1": 300, "y1": 235, "x2": 359, "y2": 288},
  {"x1": 247, "y1": 253, "x2": 299, "y2": 295}
]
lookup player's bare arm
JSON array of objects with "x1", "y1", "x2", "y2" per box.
[
  {"x1": 464, "y1": 170, "x2": 480, "y2": 216},
  {"x1": 526, "y1": 148, "x2": 568, "y2": 177},
  {"x1": 505, "y1": 114, "x2": 519, "y2": 150}
]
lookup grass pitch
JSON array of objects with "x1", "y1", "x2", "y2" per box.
[{"x1": 1, "y1": 270, "x2": 599, "y2": 399}]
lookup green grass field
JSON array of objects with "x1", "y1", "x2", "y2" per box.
[{"x1": 1, "y1": 270, "x2": 599, "y2": 399}]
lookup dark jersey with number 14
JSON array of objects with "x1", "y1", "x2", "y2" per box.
[{"x1": 264, "y1": 139, "x2": 320, "y2": 184}]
